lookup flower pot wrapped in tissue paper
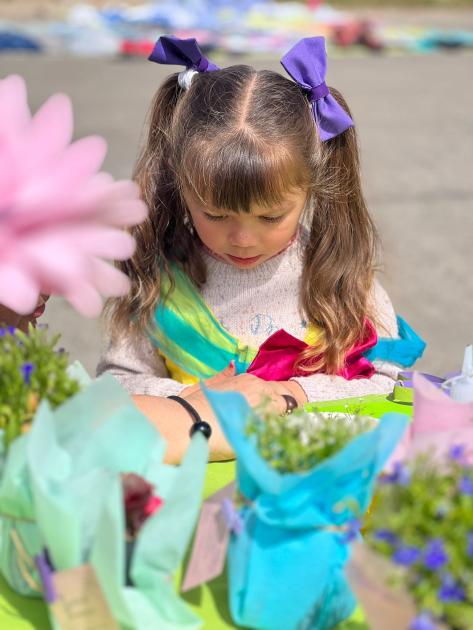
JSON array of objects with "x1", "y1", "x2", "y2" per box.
[
  {"x1": 347, "y1": 371, "x2": 473, "y2": 630},
  {"x1": 204, "y1": 387, "x2": 409, "y2": 630},
  {"x1": 23, "y1": 375, "x2": 208, "y2": 630}
]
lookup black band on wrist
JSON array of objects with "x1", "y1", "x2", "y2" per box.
[
  {"x1": 168, "y1": 395, "x2": 201, "y2": 423},
  {"x1": 168, "y1": 395, "x2": 212, "y2": 439}
]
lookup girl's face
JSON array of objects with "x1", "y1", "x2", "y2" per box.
[
  {"x1": 0, "y1": 295, "x2": 49, "y2": 333},
  {"x1": 184, "y1": 188, "x2": 307, "y2": 269}
]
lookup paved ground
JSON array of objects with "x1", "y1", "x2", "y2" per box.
[{"x1": 1, "y1": 42, "x2": 472, "y2": 376}]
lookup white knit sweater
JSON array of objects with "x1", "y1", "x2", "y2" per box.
[{"x1": 97, "y1": 231, "x2": 401, "y2": 402}]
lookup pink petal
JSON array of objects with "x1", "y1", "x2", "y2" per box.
[
  {"x1": 0, "y1": 263, "x2": 40, "y2": 314},
  {"x1": 22, "y1": 240, "x2": 86, "y2": 287},
  {"x1": 22, "y1": 93, "x2": 73, "y2": 175},
  {"x1": 88, "y1": 258, "x2": 131, "y2": 297},
  {"x1": 0, "y1": 75, "x2": 31, "y2": 140},
  {"x1": 68, "y1": 227, "x2": 136, "y2": 260},
  {"x1": 13, "y1": 136, "x2": 107, "y2": 221},
  {"x1": 62, "y1": 280, "x2": 105, "y2": 318},
  {"x1": 69, "y1": 178, "x2": 147, "y2": 225},
  {"x1": 94, "y1": 199, "x2": 148, "y2": 227},
  {"x1": 57, "y1": 135, "x2": 107, "y2": 182},
  {"x1": 0, "y1": 152, "x2": 17, "y2": 205}
]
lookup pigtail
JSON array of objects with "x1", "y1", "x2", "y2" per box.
[
  {"x1": 300, "y1": 87, "x2": 378, "y2": 373},
  {"x1": 104, "y1": 74, "x2": 205, "y2": 338}
]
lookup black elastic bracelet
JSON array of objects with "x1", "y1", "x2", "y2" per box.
[{"x1": 168, "y1": 395, "x2": 212, "y2": 439}]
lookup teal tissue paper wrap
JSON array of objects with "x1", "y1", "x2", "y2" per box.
[{"x1": 204, "y1": 387, "x2": 409, "y2": 630}]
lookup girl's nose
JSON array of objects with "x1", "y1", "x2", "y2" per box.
[{"x1": 228, "y1": 223, "x2": 257, "y2": 248}]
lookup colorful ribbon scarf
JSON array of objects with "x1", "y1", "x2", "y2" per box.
[{"x1": 149, "y1": 267, "x2": 425, "y2": 385}]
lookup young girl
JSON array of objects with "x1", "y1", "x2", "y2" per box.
[{"x1": 98, "y1": 36, "x2": 424, "y2": 461}]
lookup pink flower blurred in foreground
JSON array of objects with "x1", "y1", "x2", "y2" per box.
[{"x1": 0, "y1": 75, "x2": 147, "y2": 317}]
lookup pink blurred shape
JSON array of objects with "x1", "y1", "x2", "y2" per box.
[
  {"x1": 0, "y1": 75, "x2": 147, "y2": 317},
  {"x1": 386, "y1": 372, "x2": 473, "y2": 469}
]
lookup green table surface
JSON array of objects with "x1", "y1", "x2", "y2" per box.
[{"x1": 0, "y1": 394, "x2": 412, "y2": 630}]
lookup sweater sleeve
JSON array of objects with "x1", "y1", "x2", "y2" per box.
[
  {"x1": 290, "y1": 280, "x2": 401, "y2": 403},
  {"x1": 96, "y1": 330, "x2": 187, "y2": 397}
]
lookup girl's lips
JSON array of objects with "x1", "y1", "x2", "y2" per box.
[{"x1": 226, "y1": 254, "x2": 262, "y2": 266}]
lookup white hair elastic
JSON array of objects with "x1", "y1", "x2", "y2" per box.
[{"x1": 178, "y1": 68, "x2": 198, "y2": 91}]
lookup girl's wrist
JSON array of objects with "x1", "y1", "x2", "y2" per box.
[{"x1": 168, "y1": 395, "x2": 212, "y2": 439}]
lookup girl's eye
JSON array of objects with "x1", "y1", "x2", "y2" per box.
[
  {"x1": 260, "y1": 215, "x2": 285, "y2": 223},
  {"x1": 204, "y1": 213, "x2": 227, "y2": 222}
]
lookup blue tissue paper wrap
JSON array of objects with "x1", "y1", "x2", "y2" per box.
[{"x1": 204, "y1": 388, "x2": 409, "y2": 630}]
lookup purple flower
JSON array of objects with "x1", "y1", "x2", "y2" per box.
[
  {"x1": 341, "y1": 519, "x2": 361, "y2": 544},
  {"x1": 382, "y1": 462, "x2": 411, "y2": 486},
  {"x1": 459, "y1": 475, "x2": 473, "y2": 496},
  {"x1": 393, "y1": 545, "x2": 421, "y2": 566},
  {"x1": 424, "y1": 539, "x2": 448, "y2": 571},
  {"x1": 374, "y1": 529, "x2": 398, "y2": 545},
  {"x1": 20, "y1": 362, "x2": 34, "y2": 385},
  {"x1": 449, "y1": 444, "x2": 467, "y2": 463},
  {"x1": 410, "y1": 612, "x2": 438, "y2": 630},
  {"x1": 438, "y1": 574, "x2": 465, "y2": 603},
  {"x1": 467, "y1": 533, "x2": 473, "y2": 558}
]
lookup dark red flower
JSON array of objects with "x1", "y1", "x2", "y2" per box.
[{"x1": 122, "y1": 473, "x2": 163, "y2": 537}]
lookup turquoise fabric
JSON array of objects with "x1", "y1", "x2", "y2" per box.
[
  {"x1": 155, "y1": 303, "x2": 242, "y2": 377},
  {"x1": 205, "y1": 387, "x2": 409, "y2": 630},
  {"x1": 365, "y1": 316, "x2": 426, "y2": 367}
]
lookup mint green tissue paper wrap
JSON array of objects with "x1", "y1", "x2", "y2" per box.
[
  {"x1": 0, "y1": 361, "x2": 91, "y2": 596},
  {"x1": 24, "y1": 374, "x2": 208, "y2": 629},
  {"x1": 0, "y1": 435, "x2": 42, "y2": 596},
  {"x1": 0, "y1": 370, "x2": 208, "y2": 629},
  {"x1": 91, "y1": 431, "x2": 208, "y2": 630}
]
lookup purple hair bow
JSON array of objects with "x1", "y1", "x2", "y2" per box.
[
  {"x1": 148, "y1": 35, "x2": 219, "y2": 72},
  {"x1": 281, "y1": 37, "x2": 353, "y2": 141}
]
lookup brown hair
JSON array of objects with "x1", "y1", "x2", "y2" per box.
[{"x1": 105, "y1": 65, "x2": 377, "y2": 374}]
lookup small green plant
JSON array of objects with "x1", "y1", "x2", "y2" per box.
[
  {"x1": 0, "y1": 325, "x2": 80, "y2": 448},
  {"x1": 363, "y1": 447, "x2": 473, "y2": 629},
  {"x1": 246, "y1": 406, "x2": 375, "y2": 473}
]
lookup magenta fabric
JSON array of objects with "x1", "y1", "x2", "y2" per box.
[{"x1": 247, "y1": 320, "x2": 377, "y2": 381}]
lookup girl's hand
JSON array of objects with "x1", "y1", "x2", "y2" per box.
[
  {"x1": 279, "y1": 379, "x2": 308, "y2": 407},
  {"x1": 184, "y1": 373, "x2": 297, "y2": 415},
  {"x1": 180, "y1": 361, "x2": 235, "y2": 397}
]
